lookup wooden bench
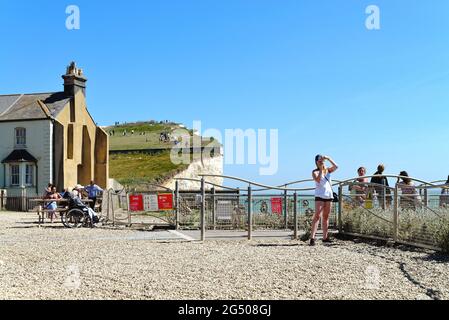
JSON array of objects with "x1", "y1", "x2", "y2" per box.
[{"x1": 31, "y1": 199, "x2": 92, "y2": 227}]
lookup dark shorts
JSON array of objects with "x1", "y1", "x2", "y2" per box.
[{"x1": 315, "y1": 197, "x2": 333, "y2": 203}]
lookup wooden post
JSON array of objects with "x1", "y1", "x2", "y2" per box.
[
  {"x1": 338, "y1": 185, "x2": 343, "y2": 233},
  {"x1": 293, "y1": 192, "x2": 298, "y2": 240},
  {"x1": 248, "y1": 185, "x2": 252, "y2": 241},
  {"x1": 393, "y1": 185, "x2": 399, "y2": 242},
  {"x1": 201, "y1": 178, "x2": 206, "y2": 241}
]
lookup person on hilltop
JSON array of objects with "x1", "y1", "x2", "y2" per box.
[{"x1": 310, "y1": 155, "x2": 339, "y2": 246}]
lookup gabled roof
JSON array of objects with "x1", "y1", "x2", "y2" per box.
[
  {"x1": 2, "y1": 149, "x2": 38, "y2": 163},
  {"x1": 0, "y1": 92, "x2": 71, "y2": 122}
]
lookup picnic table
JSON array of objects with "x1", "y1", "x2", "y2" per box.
[{"x1": 31, "y1": 198, "x2": 93, "y2": 227}]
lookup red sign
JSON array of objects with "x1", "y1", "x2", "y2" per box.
[
  {"x1": 129, "y1": 194, "x2": 144, "y2": 212},
  {"x1": 271, "y1": 198, "x2": 283, "y2": 216},
  {"x1": 158, "y1": 193, "x2": 174, "y2": 211}
]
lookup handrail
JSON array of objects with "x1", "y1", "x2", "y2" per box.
[
  {"x1": 174, "y1": 177, "x2": 239, "y2": 191},
  {"x1": 130, "y1": 183, "x2": 173, "y2": 193},
  {"x1": 338, "y1": 175, "x2": 442, "y2": 188},
  {"x1": 198, "y1": 174, "x2": 334, "y2": 192},
  {"x1": 252, "y1": 179, "x2": 343, "y2": 192}
]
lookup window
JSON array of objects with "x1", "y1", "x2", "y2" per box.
[
  {"x1": 10, "y1": 165, "x2": 20, "y2": 186},
  {"x1": 67, "y1": 124, "x2": 74, "y2": 159},
  {"x1": 25, "y1": 165, "x2": 34, "y2": 186},
  {"x1": 15, "y1": 128, "x2": 26, "y2": 148},
  {"x1": 70, "y1": 99, "x2": 75, "y2": 122}
]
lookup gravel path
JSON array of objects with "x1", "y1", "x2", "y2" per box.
[{"x1": 1, "y1": 212, "x2": 448, "y2": 300}]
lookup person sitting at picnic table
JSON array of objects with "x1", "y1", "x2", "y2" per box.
[
  {"x1": 440, "y1": 175, "x2": 449, "y2": 208},
  {"x1": 47, "y1": 186, "x2": 62, "y2": 223},
  {"x1": 396, "y1": 171, "x2": 422, "y2": 210},
  {"x1": 84, "y1": 181, "x2": 103, "y2": 210}
]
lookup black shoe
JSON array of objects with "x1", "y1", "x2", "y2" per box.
[
  {"x1": 309, "y1": 239, "x2": 316, "y2": 246},
  {"x1": 322, "y1": 238, "x2": 333, "y2": 244}
]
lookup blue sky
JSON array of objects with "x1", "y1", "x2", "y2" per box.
[{"x1": 1, "y1": 0, "x2": 448, "y2": 186}]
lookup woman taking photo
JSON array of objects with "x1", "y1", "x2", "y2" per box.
[{"x1": 310, "y1": 155, "x2": 339, "y2": 246}]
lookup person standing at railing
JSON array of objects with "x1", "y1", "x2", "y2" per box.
[
  {"x1": 310, "y1": 155, "x2": 339, "y2": 246},
  {"x1": 370, "y1": 164, "x2": 392, "y2": 209},
  {"x1": 396, "y1": 171, "x2": 422, "y2": 210},
  {"x1": 440, "y1": 176, "x2": 449, "y2": 208},
  {"x1": 351, "y1": 167, "x2": 369, "y2": 207}
]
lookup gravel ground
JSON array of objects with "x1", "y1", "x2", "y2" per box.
[{"x1": 1, "y1": 212, "x2": 448, "y2": 300}]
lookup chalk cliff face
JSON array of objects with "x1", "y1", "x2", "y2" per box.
[{"x1": 163, "y1": 155, "x2": 224, "y2": 191}]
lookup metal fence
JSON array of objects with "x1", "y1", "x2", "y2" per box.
[{"x1": 338, "y1": 177, "x2": 449, "y2": 250}]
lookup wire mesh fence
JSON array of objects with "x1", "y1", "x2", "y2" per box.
[{"x1": 339, "y1": 181, "x2": 449, "y2": 250}]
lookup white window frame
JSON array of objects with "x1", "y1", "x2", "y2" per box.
[
  {"x1": 25, "y1": 164, "x2": 35, "y2": 186},
  {"x1": 10, "y1": 164, "x2": 20, "y2": 187},
  {"x1": 15, "y1": 127, "x2": 27, "y2": 149}
]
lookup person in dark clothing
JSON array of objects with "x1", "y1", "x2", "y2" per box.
[{"x1": 370, "y1": 164, "x2": 391, "y2": 209}]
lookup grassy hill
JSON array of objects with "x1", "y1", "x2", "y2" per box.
[
  {"x1": 105, "y1": 121, "x2": 220, "y2": 151},
  {"x1": 106, "y1": 121, "x2": 221, "y2": 187}
]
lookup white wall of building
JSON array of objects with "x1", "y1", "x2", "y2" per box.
[{"x1": 0, "y1": 120, "x2": 53, "y2": 197}]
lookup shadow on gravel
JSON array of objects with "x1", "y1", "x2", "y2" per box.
[{"x1": 420, "y1": 252, "x2": 449, "y2": 264}]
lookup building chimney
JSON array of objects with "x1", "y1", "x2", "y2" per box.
[{"x1": 62, "y1": 61, "x2": 87, "y2": 96}]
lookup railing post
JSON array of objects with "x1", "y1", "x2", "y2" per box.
[
  {"x1": 284, "y1": 189, "x2": 288, "y2": 230},
  {"x1": 293, "y1": 192, "x2": 298, "y2": 240},
  {"x1": 212, "y1": 187, "x2": 216, "y2": 230},
  {"x1": 424, "y1": 188, "x2": 428, "y2": 209},
  {"x1": 338, "y1": 185, "x2": 343, "y2": 233},
  {"x1": 248, "y1": 185, "x2": 252, "y2": 241},
  {"x1": 201, "y1": 178, "x2": 206, "y2": 241},
  {"x1": 127, "y1": 192, "x2": 132, "y2": 227},
  {"x1": 393, "y1": 184, "x2": 399, "y2": 242},
  {"x1": 175, "y1": 181, "x2": 180, "y2": 230}
]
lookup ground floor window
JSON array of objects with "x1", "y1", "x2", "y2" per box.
[
  {"x1": 9, "y1": 163, "x2": 36, "y2": 187},
  {"x1": 25, "y1": 164, "x2": 34, "y2": 186},
  {"x1": 10, "y1": 165, "x2": 20, "y2": 186}
]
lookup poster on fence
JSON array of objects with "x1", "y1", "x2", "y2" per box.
[
  {"x1": 144, "y1": 194, "x2": 159, "y2": 212},
  {"x1": 271, "y1": 198, "x2": 283, "y2": 215},
  {"x1": 129, "y1": 194, "x2": 143, "y2": 212},
  {"x1": 157, "y1": 193, "x2": 174, "y2": 210}
]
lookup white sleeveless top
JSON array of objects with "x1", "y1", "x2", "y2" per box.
[{"x1": 315, "y1": 172, "x2": 333, "y2": 199}]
